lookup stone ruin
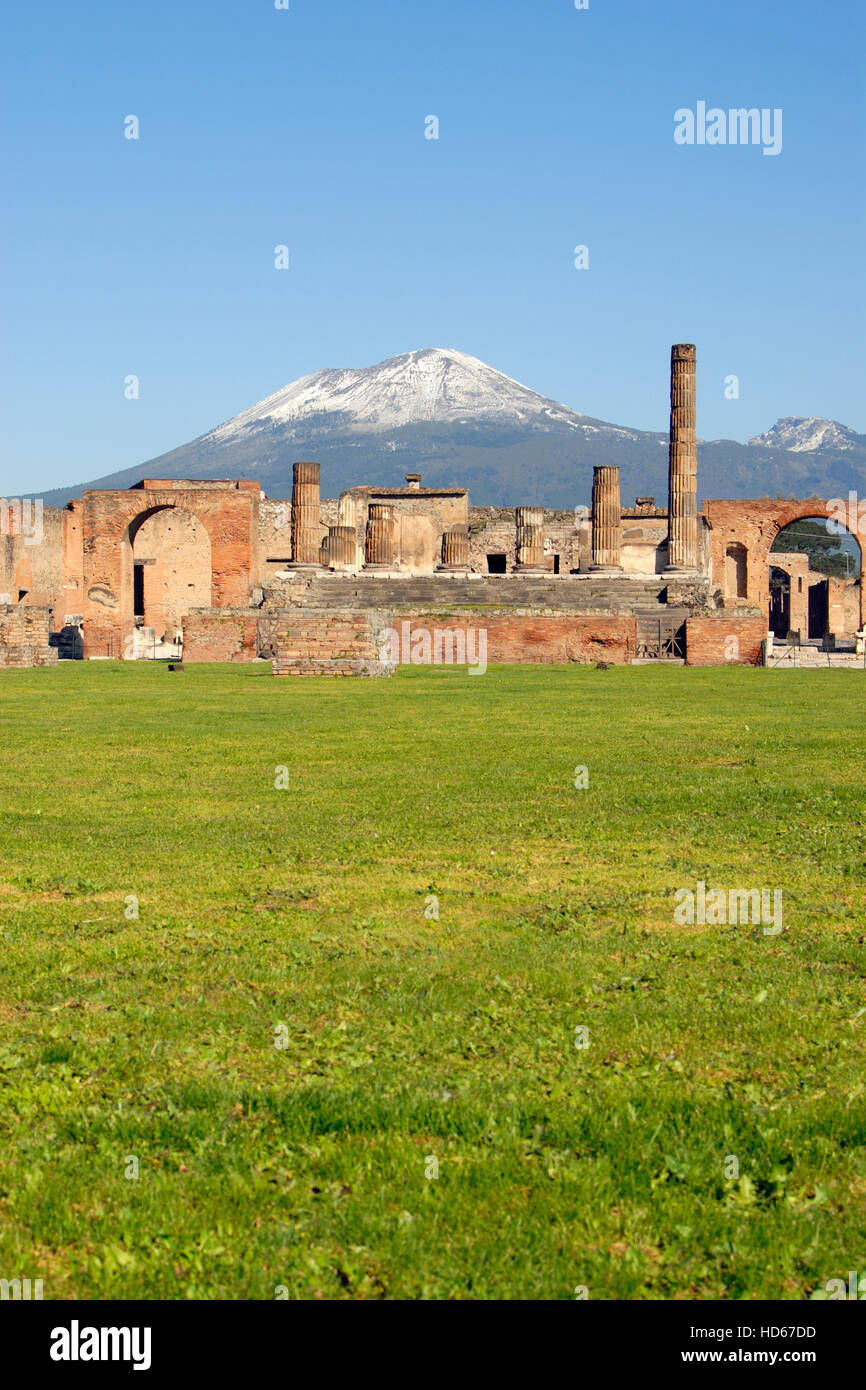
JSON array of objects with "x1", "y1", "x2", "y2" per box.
[{"x1": 1, "y1": 345, "x2": 861, "y2": 673}]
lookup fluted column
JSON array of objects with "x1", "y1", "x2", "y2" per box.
[
  {"x1": 327, "y1": 524, "x2": 357, "y2": 570},
  {"x1": 338, "y1": 493, "x2": 356, "y2": 527},
  {"x1": 289, "y1": 461, "x2": 324, "y2": 568},
  {"x1": 590, "y1": 466, "x2": 622, "y2": 571},
  {"x1": 438, "y1": 523, "x2": 470, "y2": 572},
  {"x1": 515, "y1": 506, "x2": 545, "y2": 571},
  {"x1": 666, "y1": 345, "x2": 699, "y2": 572},
  {"x1": 364, "y1": 503, "x2": 397, "y2": 569}
]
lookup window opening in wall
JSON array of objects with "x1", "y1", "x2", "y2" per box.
[
  {"x1": 133, "y1": 563, "x2": 145, "y2": 618},
  {"x1": 487, "y1": 553, "x2": 507, "y2": 574}
]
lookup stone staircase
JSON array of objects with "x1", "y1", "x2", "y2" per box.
[{"x1": 265, "y1": 572, "x2": 693, "y2": 618}]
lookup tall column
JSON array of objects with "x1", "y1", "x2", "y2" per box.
[
  {"x1": 515, "y1": 506, "x2": 545, "y2": 571},
  {"x1": 590, "y1": 466, "x2": 622, "y2": 571},
  {"x1": 327, "y1": 524, "x2": 357, "y2": 570},
  {"x1": 438, "y1": 523, "x2": 470, "y2": 572},
  {"x1": 289, "y1": 461, "x2": 324, "y2": 568},
  {"x1": 666, "y1": 344, "x2": 699, "y2": 572},
  {"x1": 364, "y1": 503, "x2": 397, "y2": 569}
]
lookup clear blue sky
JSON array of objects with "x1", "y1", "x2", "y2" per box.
[{"x1": 1, "y1": 0, "x2": 863, "y2": 494}]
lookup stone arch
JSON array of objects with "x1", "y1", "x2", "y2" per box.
[{"x1": 123, "y1": 504, "x2": 213, "y2": 639}]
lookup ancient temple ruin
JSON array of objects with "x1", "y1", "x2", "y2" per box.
[{"x1": 1, "y1": 345, "x2": 862, "y2": 672}]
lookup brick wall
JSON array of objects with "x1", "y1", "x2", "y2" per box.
[
  {"x1": 382, "y1": 613, "x2": 637, "y2": 665},
  {"x1": 254, "y1": 607, "x2": 637, "y2": 674},
  {"x1": 181, "y1": 609, "x2": 260, "y2": 663},
  {"x1": 0, "y1": 605, "x2": 58, "y2": 668},
  {"x1": 685, "y1": 614, "x2": 765, "y2": 666},
  {"x1": 259, "y1": 608, "x2": 391, "y2": 676}
]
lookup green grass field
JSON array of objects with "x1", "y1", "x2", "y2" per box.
[{"x1": 0, "y1": 661, "x2": 864, "y2": 1300}]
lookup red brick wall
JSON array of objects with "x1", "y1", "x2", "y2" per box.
[
  {"x1": 0, "y1": 605, "x2": 58, "y2": 667},
  {"x1": 82, "y1": 624, "x2": 123, "y2": 659},
  {"x1": 685, "y1": 614, "x2": 765, "y2": 666},
  {"x1": 202, "y1": 608, "x2": 638, "y2": 672},
  {"x1": 384, "y1": 613, "x2": 637, "y2": 665},
  {"x1": 181, "y1": 611, "x2": 259, "y2": 663}
]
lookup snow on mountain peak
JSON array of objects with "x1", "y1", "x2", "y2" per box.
[
  {"x1": 208, "y1": 348, "x2": 586, "y2": 441},
  {"x1": 748, "y1": 417, "x2": 858, "y2": 454}
]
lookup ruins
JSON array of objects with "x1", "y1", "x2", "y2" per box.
[{"x1": 1, "y1": 345, "x2": 862, "y2": 673}]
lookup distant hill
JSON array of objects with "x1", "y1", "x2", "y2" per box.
[{"x1": 40, "y1": 349, "x2": 866, "y2": 510}]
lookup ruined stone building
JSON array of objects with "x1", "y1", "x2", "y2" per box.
[{"x1": 1, "y1": 345, "x2": 861, "y2": 672}]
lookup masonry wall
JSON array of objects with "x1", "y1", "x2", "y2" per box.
[
  {"x1": 685, "y1": 613, "x2": 765, "y2": 666},
  {"x1": 0, "y1": 605, "x2": 58, "y2": 668},
  {"x1": 385, "y1": 613, "x2": 637, "y2": 665},
  {"x1": 258, "y1": 608, "x2": 391, "y2": 676},
  {"x1": 255, "y1": 606, "x2": 636, "y2": 673},
  {"x1": 181, "y1": 609, "x2": 260, "y2": 663},
  {"x1": 468, "y1": 507, "x2": 584, "y2": 574},
  {"x1": 0, "y1": 504, "x2": 66, "y2": 611}
]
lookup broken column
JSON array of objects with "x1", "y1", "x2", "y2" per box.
[
  {"x1": 666, "y1": 344, "x2": 699, "y2": 573},
  {"x1": 589, "y1": 466, "x2": 623, "y2": 572},
  {"x1": 515, "y1": 507, "x2": 545, "y2": 571},
  {"x1": 327, "y1": 525, "x2": 357, "y2": 570},
  {"x1": 438, "y1": 523, "x2": 470, "y2": 572},
  {"x1": 364, "y1": 503, "x2": 397, "y2": 569},
  {"x1": 289, "y1": 461, "x2": 324, "y2": 568}
]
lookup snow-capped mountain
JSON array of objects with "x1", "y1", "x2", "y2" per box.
[
  {"x1": 208, "y1": 348, "x2": 593, "y2": 437},
  {"x1": 41, "y1": 351, "x2": 866, "y2": 510},
  {"x1": 749, "y1": 417, "x2": 862, "y2": 454}
]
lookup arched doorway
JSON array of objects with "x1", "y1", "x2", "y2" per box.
[
  {"x1": 128, "y1": 506, "x2": 212, "y2": 656},
  {"x1": 770, "y1": 515, "x2": 861, "y2": 642}
]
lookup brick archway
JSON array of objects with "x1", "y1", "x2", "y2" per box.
[
  {"x1": 76, "y1": 479, "x2": 260, "y2": 657},
  {"x1": 703, "y1": 497, "x2": 862, "y2": 631}
]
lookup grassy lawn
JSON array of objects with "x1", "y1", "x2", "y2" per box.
[{"x1": 0, "y1": 661, "x2": 864, "y2": 1300}]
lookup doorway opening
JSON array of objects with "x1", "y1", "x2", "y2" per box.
[
  {"x1": 808, "y1": 580, "x2": 829, "y2": 639},
  {"x1": 133, "y1": 563, "x2": 145, "y2": 618},
  {"x1": 769, "y1": 567, "x2": 791, "y2": 639}
]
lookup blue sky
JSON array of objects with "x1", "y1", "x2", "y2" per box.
[{"x1": 1, "y1": 0, "x2": 863, "y2": 494}]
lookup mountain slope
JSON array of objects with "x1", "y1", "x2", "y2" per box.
[{"x1": 40, "y1": 349, "x2": 866, "y2": 509}]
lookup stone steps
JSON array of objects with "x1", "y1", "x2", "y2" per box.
[{"x1": 266, "y1": 573, "x2": 693, "y2": 617}]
